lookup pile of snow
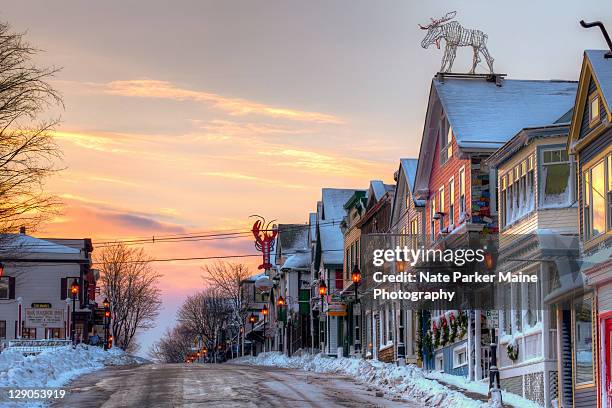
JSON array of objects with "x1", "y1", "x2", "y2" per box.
[
  {"x1": 234, "y1": 352, "x2": 542, "y2": 408},
  {"x1": 0, "y1": 345, "x2": 139, "y2": 389}
]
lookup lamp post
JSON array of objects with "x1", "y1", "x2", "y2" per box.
[
  {"x1": 262, "y1": 304, "x2": 269, "y2": 353},
  {"x1": 248, "y1": 313, "x2": 256, "y2": 356},
  {"x1": 277, "y1": 296, "x2": 286, "y2": 354},
  {"x1": 70, "y1": 279, "x2": 79, "y2": 345},
  {"x1": 103, "y1": 298, "x2": 110, "y2": 350},
  {"x1": 318, "y1": 279, "x2": 327, "y2": 353},
  {"x1": 351, "y1": 265, "x2": 361, "y2": 356}
]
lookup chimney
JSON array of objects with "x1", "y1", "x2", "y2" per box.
[{"x1": 19, "y1": 226, "x2": 26, "y2": 234}]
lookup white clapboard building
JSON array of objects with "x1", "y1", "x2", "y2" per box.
[{"x1": 0, "y1": 231, "x2": 96, "y2": 345}]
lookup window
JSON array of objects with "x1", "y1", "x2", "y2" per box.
[
  {"x1": 47, "y1": 328, "x2": 61, "y2": 339},
  {"x1": 345, "y1": 248, "x2": 350, "y2": 280},
  {"x1": 0, "y1": 278, "x2": 8, "y2": 299},
  {"x1": 583, "y1": 158, "x2": 608, "y2": 240},
  {"x1": 500, "y1": 156, "x2": 535, "y2": 227},
  {"x1": 430, "y1": 195, "x2": 437, "y2": 241},
  {"x1": 524, "y1": 269, "x2": 541, "y2": 328},
  {"x1": 21, "y1": 324, "x2": 36, "y2": 339},
  {"x1": 438, "y1": 186, "x2": 445, "y2": 231},
  {"x1": 0, "y1": 321, "x2": 5, "y2": 339},
  {"x1": 410, "y1": 218, "x2": 419, "y2": 248},
  {"x1": 574, "y1": 297, "x2": 594, "y2": 385},
  {"x1": 453, "y1": 345, "x2": 468, "y2": 368},
  {"x1": 541, "y1": 149, "x2": 571, "y2": 208},
  {"x1": 440, "y1": 120, "x2": 453, "y2": 165},
  {"x1": 64, "y1": 277, "x2": 81, "y2": 300},
  {"x1": 448, "y1": 177, "x2": 455, "y2": 226},
  {"x1": 459, "y1": 167, "x2": 466, "y2": 216},
  {"x1": 386, "y1": 306, "x2": 393, "y2": 344},
  {"x1": 589, "y1": 92, "x2": 600, "y2": 126}
]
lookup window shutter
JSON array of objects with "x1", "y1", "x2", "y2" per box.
[
  {"x1": 60, "y1": 278, "x2": 67, "y2": 300},
  {"x1": 8, "y1": 277, "x2": 15, "y2": 299}
]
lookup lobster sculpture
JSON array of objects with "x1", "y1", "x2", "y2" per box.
[
  {"x1": 419, "y1": 11, "x2": 495, "y2": 74},
  {"x1": 250, "y1": 215, "x2": 278, "y2": 270}
]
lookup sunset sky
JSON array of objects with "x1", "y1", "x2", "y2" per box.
[{"x1": 2, "y1": 0, "x2": 610, "y2": 353}]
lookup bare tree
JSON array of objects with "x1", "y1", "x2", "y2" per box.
[
  {"x1": 202, "y1": 262, "x2": 252, "y2": 349},
  {"x1": 149, "y1": 323, "x2": 196, "y2": 363},
  {"x1": 177, "y1": 287, "x2": 233, "y2": 363},
  {"x1": 0, "y1": 21, "x2": 63, "y2": 235},
  {"x1": 97, "y1": 243, "x2": 162, "y2": 352}
]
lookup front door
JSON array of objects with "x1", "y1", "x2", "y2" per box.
[{"x1": 606, "y1": 318, "x2": 612, "y2": 408}]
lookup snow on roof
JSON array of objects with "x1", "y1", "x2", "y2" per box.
[
  {"x1": 434, "y1": 78, "x2": 577, "y2": 149},
  {"x1": 308, "y1": 213, "x2": 317, "y2": 243},
  {"x1": 0, "y1": 234, "x2": 80, "y2": 255},
  {"x1": 370, "y1": 180, "x2": 387, "y2": 201},
  {"x1": 400, "y1": 159, "x2": 418, "y2": 192},
  {"x1": 320, "y1": 188, "x2": 362, "y2": 265},
  {"x1": 278, "y1": 224, "x2": 309, "y2": 254},
  {"x1": 585, "y1": 50, "x2": 612, "y2": 112},
  {"x1": 281, "y1": 251, "x2": 310, "y2": 270}
]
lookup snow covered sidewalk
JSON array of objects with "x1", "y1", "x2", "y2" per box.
[
  {"x1": 0, "y1": 344, "x2": 139, "y2": 389},
  {"x1": 234, "y1": 352, "x2": 542, "y2": 408}
]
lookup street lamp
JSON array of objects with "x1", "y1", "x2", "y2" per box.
[
  {"x1": 248, "y1": 313, "x2": 257, "y2": 356},
  {"x1": 351, "y1": 265, "x2": 361, "y2": 356},
  {"x1": 103, "y1": 298, "x2": 110, "y2": 350},
  {"x1": 277, "y1": 296, "x2": 286, "y2": 354},
  {"x1": 262, "y1": 304, "x2": 269, "y2": 353},
  {"x1": 318, "y1": 279, "x2": 327, "y2": 353},
  {"x1": 70, "y1": 279, "x2": 79, "y2": 345}
]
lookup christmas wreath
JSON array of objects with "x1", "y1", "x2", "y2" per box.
[{"x1": 507, "y1": 340, "x2": 519, "y2": 362}]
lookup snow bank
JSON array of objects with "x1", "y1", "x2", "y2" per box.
[
  {"x1": 0, "y1": 345, "x2": 139, "y2": 389},
  {"x1": 234, "y1": 352, "x2": 542, "y2": 408}
]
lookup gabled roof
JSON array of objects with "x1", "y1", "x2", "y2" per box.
[
  {"x1": 433, "y1": 78, "x2": 577, "y2": 149},
  {"x1": 277, "y1": 224, "x2": 309, "y2": 255},
  {"x1": 0, "y1": 234, "x2": 81, "y2": 255},
  {"x1": 319, "y1": 188, "x2": 363, "y2": 266},
  {"x1": 486, "y1": 123, "x2": 570, "y2": 169},
  {"x1": 390, "y1": 158, "x2": 422, "y2": 230},
  {"x1": 399, "y1": 159, "x2": 420, "y2": 203},
  {"x1": 415, "y1": 77, "x2": 577, "y2": 197},
  {"x1": 586, "y1": 50, "x2": 612, "y2": 112},
  {"x1": 568, "y1": 50, "x2": 612, "y2": 153},
  {"x1": 434, "y1": 78, "x2": 577, "y2": 149}
]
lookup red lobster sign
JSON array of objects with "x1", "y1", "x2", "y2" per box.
[{"x1": 250, "y1": 215, "x2": 278, "y2": 270}]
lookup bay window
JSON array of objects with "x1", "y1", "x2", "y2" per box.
[
  {"x1": 500, "y1": 155, "x2": 535, "y2": 227},
  {"x1": 540, "y1": 148, "x2": 572, "y2": 208},
  {"x1": 583, "y1": 154, "x2": 611, "y2": 240}
]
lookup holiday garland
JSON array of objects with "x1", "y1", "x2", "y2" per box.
[{"x1": 507, "y1": 341, "x2": 519, "y2": 361}]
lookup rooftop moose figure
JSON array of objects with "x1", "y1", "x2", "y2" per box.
[{"x1": 419, "y1": 11, "x2": 495, "y2": 74}]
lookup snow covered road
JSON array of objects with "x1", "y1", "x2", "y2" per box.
[{"x1": 53, "y1": 363, "x2": 420, "y2": 407}]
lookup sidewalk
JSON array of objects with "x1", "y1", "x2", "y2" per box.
[{"x1": 233, "y1": 352, "x2": 542, "y2": 408}]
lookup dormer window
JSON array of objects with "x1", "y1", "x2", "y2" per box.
[
  {"x1": 440, "y1": 119, "x2": 453, "y2": 165},
  {"x1": 589, "y1": 92, "x2": 600, "y2": 127}
]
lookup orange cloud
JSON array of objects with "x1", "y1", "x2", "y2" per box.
[{"x1": 65, "y1": 79, "x2": 345, "y2": 124}]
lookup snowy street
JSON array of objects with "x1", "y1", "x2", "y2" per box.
[{"x1": 53, "y1": 363, "x2": 420, "y2": 407}]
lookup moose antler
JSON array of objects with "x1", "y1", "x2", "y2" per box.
[{"x1": 418, "y1": 11, "x2": 457, "y2": 30}]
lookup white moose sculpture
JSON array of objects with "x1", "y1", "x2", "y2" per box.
[{"x1": 419, "y1": 11, "x2": 495, "y2": 74}]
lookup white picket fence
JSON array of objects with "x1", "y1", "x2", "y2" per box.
[{"x1": 4, "y1": 339, "x2": 73, "y2": 355}]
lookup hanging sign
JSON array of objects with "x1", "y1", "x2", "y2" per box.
[
  {"x1": 250, "y1": 216, "x2": 278, "y2": 270},
  {"x1": 25, "y1": 308, "x2": 64, "y2": 328},
  {"x1": 326, "y1": 302, "x2": 348, "y2": 317}
]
